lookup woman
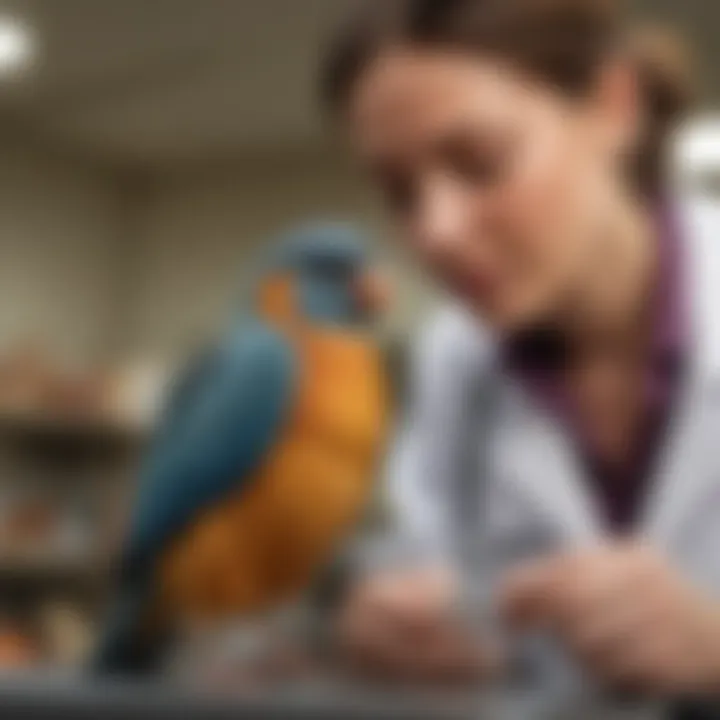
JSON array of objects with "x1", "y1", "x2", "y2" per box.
[{"x1": 320, "y1": 0, "x2": 720, "y2": 713}]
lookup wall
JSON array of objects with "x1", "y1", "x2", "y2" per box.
[
  {"x1": 120, "y1": 151, "x2": 438, "y2": 358},
  {"x1": 0, "y1": 139, "x2": 438, "y2": 366},
  {"x1": 0, "y1": 136, "x2": 120, "y2": 362}
]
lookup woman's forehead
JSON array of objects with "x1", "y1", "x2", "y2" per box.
[{"x1": 347, "y1": 48, "x2": 556, "y2": 161}]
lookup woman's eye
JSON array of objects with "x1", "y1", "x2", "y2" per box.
[
  {"x1": 448, "y1": 147, "x2": 506, "y2": 187},
  {"x1": 441, "y1": 134, "x2": 512, "y2": 188}
]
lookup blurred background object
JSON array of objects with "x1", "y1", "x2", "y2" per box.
[{"x1": 0, "y1": 0, "x2": 715, "y2": 678}]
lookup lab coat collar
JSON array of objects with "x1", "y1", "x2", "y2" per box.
[
  {"x1": 499, "y1": 198, "x2": 720, "y2": 547},
  {"x1": 643, "y1": 198, "x2": 720, "y2": 543}
]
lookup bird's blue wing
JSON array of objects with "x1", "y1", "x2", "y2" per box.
[
  {"x1": 150, "y1": 345, "x2": 218, "y2": 445},
  {"x1": 120, "y1": 321, "x2": 296, "y2": 582}
]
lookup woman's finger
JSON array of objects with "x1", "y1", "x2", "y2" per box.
[{"x1": 499, "y1": 558, "x2": 564, "y2": 627}]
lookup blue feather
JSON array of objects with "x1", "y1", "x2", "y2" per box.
[
  {"x1": 93, "y1": 320, "x2": 296, "y2": 673},
  {"x1": 123, "y1": 321, "x2": 296, "y2": 579}
]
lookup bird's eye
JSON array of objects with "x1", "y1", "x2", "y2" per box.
[{"x1": 308, "y1": 256, "x2": 352, "y2": 279}]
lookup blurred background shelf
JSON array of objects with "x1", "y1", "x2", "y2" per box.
[
  {"x1": 0, "y1": 554, "x2": 108, "y2": 586},
  {"x1": 0, "y1": 410, "x2": 149, "y2": 450}
]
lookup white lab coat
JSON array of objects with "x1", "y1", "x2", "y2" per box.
[{"x1": 382, "y1": 197, "x2": 720, "y2": 718}]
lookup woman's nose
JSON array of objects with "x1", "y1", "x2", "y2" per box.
[{"x1": 412, "y1": 178, "x2": 475, "y2": 260}]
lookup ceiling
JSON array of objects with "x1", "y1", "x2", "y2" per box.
[{"x1": 0, "y1": 0, "x2": 715, "y2": 170}]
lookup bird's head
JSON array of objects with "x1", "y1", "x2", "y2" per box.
[{"x1": 251, "y1": 223, "x2": 389, "y2": 329}]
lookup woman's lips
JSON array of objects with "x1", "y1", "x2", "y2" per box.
[{"x1": 450, "y1": 266, "x2": 499, "y2": 304}]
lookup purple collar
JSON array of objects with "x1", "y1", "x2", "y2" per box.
[
  {"x1": 503, "y1": 202, "x2": 686, "y2": 396},
  {"x1": 501, "y1": 203, "x2": 687, "y2": 530}
]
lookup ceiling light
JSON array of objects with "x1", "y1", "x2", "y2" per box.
[
  {"x1": 677, "y1": 118, "x2": 720, "y2": 172},
  {"x1": 0, "y1": 18, "x2": 35, "y2": 76}
]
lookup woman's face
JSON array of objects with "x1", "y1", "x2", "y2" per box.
[{"x1": 348, "y1": 48, "x2": 636, "y2": 332}]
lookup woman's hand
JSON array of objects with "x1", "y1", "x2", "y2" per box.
[
  {"x1": 502, "y1": 542, "x2": 720, "y2": 695},
  {"x1": 336, "y1": 566, "x2": 497, "y2": 684}
]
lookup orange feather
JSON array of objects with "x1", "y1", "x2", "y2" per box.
[{"x1": 160, "y1": 323, "x2": 388, "y2": 621}]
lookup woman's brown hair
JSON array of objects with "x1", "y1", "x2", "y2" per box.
[{"x1": 321, "y1": 0, "x2": 691, "y2": 197}]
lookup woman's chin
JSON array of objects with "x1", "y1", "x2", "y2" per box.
[{"x1": 465, "y1": 296, "x2": 550, "y2": 336}]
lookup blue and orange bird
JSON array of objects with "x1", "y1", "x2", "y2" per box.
[{"x1": 93, "y1": 224, "x2": 389, "y2": 675}]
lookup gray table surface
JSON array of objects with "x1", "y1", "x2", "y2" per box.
[{"x1": 0, "y1": 673, "x2": 665, "y2": 720}]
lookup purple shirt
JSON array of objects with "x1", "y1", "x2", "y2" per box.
[{"x1": 503, "y1": 206, "x2": 687, "y2": 531}]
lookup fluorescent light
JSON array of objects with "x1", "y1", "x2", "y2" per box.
[
  {"x1": 0, "y1": 17, "x2": 34, "y2": 76},
  {"x1": 676, "y1": 117, "x2": 720, "y2": 173}
]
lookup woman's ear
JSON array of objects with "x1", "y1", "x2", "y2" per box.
[{"x1": 592, "y1": 59, "x2": 644, "y2": 162}]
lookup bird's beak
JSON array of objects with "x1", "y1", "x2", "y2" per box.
[{"x1": 353, "y1": 268, "x2": 391, "y2": 317}]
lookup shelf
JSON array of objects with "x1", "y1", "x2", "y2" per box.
[
  {"x1": 0, "y1": 410, "x2": 149, "y2": 451},
  {"x1": 0, "y1": 553, "x2": 109, "y2": 589}
]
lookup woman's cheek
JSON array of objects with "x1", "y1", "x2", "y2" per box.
[
  {"x1": 513, "y1": 109, "x2": 598, "y2": 251},
  {"x1": 483, "y1": 195, "x2": 570, "y2": 324}
]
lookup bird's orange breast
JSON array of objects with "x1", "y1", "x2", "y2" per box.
[{"x1": 160, "y1": 329, "x2": 388, "y2": 620}]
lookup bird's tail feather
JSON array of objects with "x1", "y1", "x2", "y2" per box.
[{"x1": 90, "y1": 585, "x2": 171, "y2": 677}]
